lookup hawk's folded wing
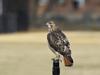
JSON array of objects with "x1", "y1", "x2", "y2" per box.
[{"x1": 47, "y1": 30, "x2": 70, "y2": 55}]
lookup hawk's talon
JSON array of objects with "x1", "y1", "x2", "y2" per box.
[{"x1": 51, "y1": 55, "x2": 62, "y2": 62}]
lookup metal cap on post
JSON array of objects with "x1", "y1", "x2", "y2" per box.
[{"x1": 52, "y1": 59, "x2": 60, "y2": 75}]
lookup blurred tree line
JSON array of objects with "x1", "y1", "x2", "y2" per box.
[
  {"x1": 0, "y1": 0, "x2": 100, "y2": 33},
  {"x1": 0, "y1": 0, "x2": 29, "y2": 33}
]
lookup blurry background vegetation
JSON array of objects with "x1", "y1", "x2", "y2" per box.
[{"x1": 0, "y1": 0, "x2": 100, "y2": 33}]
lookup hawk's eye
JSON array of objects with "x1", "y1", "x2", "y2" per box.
[{"x1": 49, "y1": 22, "x2": 52, "y2": 24}]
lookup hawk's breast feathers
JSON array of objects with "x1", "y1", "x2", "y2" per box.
[
  {"x1": 47, "y1": 29, "x2": 70, "y2": 55},
  {"x1": 46, "y1": 21, "x2": 73, "y2": 66}
]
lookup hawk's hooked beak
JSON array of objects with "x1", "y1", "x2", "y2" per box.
[
  {"x1": 46, "y1": 22, "x2": 49, "y2": 26},
  {"x1": 46, "y1": 22, "x2": 51, "y2": 28}
]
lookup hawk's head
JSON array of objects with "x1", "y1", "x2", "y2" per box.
[{"x1": 46, "y1": 21, "x2": 57, "y2": 32}]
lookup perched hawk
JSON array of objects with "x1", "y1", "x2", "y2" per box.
[{"x1": 46, "y1": 21, "x2": 73, "y2": 67}]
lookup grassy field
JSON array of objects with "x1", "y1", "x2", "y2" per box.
[{"x1": 0, "y1": 31, "x2": 100, "y2": 75}]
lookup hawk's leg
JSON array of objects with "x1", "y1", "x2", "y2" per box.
[
  {"x1": 51, "y1": 49, "x2": 59, "y2": 59},
  {"x1": 49, "y1": 46, "x2": 62, "y2": 62},
  {"x1": 51, "y1": 50, "x2": 62, "y2": 62}
]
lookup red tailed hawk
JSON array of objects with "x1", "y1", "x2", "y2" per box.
[{"x1": 46, "y1": 21, "x2": 73, "y2": 67}]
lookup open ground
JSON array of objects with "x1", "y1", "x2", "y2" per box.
[{"x1": 0, "y1": 31, "x2": 100, "y2": 75}]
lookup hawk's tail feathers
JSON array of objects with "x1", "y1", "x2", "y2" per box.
[{"x1": 63, "y1": 56, "x2": 73, "y2": 67}]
